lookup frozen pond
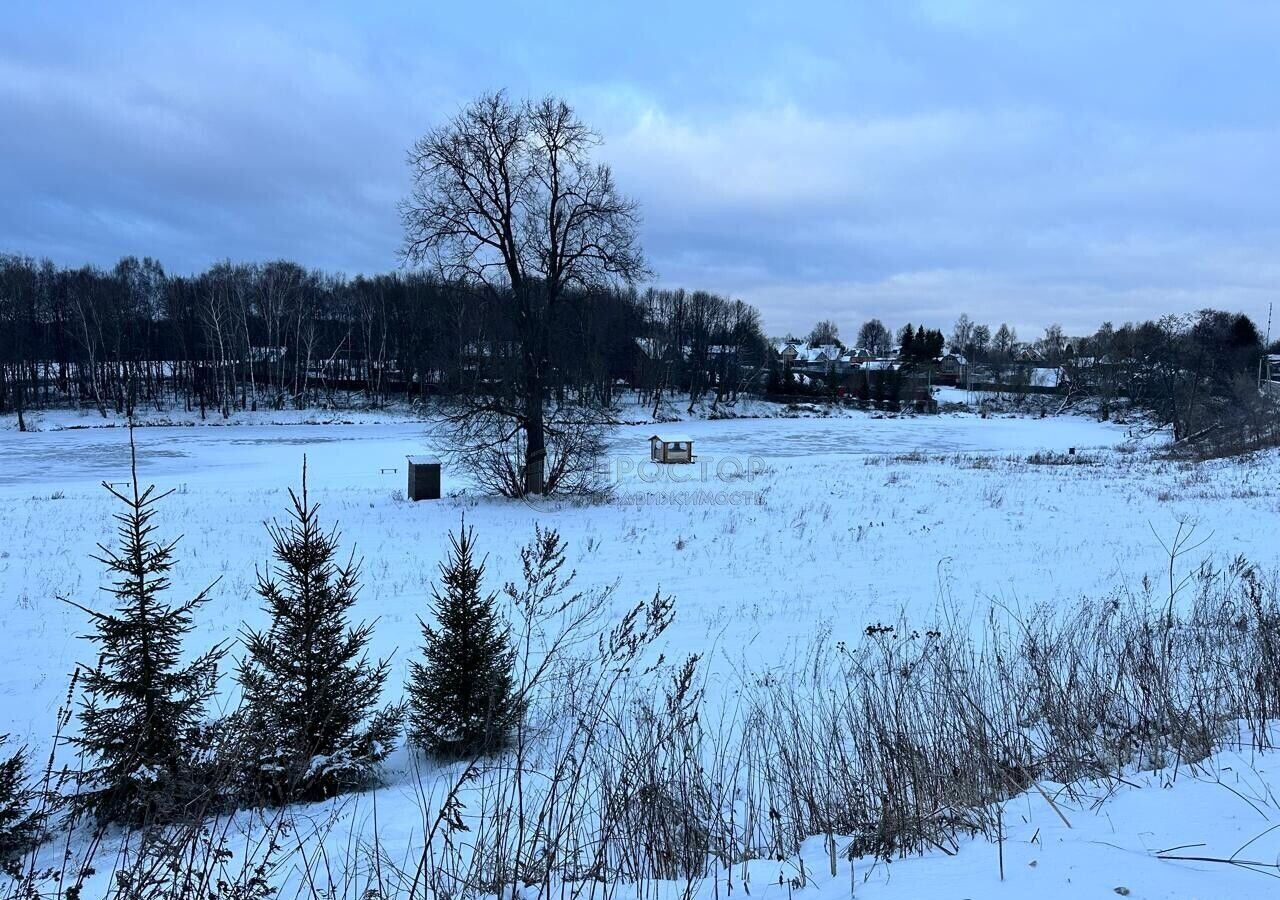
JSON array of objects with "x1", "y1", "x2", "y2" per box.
[{"x1": 1, "y1": 412, "x2": 1131, "y2": 493}]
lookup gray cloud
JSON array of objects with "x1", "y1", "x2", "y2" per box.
[{"x1": 2, "y1": 1, "x2": 1277, "y2": 340}]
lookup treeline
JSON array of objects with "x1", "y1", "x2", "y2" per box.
[
  {"x1": 0, "y1": 254, "x2": 769, "y2": 424},
  {"x1": 814, "y1": 310, "x2": 1276, "y2": 442},
  {"x1": 947, "y1": 310, "x2": 1272, "y2": 441},
  {"x1": 5, "y1": 253, "x2": 1273, "y2": 444}
]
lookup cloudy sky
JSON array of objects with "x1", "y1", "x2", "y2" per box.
[{"x1": 3, "y1": 1, "x2": 1278, "y2": 338}]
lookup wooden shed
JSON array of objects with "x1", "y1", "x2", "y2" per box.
[
  {"x1": 649, "y1": 433, "x2": 695, "y2": 464},
  {"x1": 406, "y1": 455, "x2": 441, "y2": 500}
]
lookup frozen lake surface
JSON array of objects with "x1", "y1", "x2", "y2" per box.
[{"x1": 3, "y1": 412, "x2": 1129, "y2": 490}]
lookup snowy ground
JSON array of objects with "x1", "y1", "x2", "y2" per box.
[
  {"x1": 728, "y1": 734, "x2": 1280, "y2": 900},
  {"x1": 3, "y1": 403, "x2": 1280, "y2": 896}
]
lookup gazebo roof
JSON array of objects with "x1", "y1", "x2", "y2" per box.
[{"x1": 649, "y1": 433, "x2": 694, "y2": 444}]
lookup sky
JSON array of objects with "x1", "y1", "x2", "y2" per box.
[{"x1": 2, "y1": 1, "x2": 1278, "y2": 340}]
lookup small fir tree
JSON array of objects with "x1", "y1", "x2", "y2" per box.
[
  {"x1": 407, "y1": 521, "x2": 521, "y2": 759},
  {"x1": 237, "y1": 461, "x2": 401, "y2": 802},
  {"x1": 67, "y1": 430, "x2": 224, "y2": 823},
  {"x1": 0, "y1": 735, "x2": 40, "y2": 877}
]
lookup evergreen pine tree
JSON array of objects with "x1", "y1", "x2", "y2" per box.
[
  {"x1": 67, "y1": 430, "x2": 224, "y2": 823},
  {"x1": 237, "y1": 461, "x2": 401, "y2": 802},
  {"x1": 0, "y1": 735, "x2": 40, "y2": 878},
  {"x1": 407, "y1": 521, "x2": 521, "y2": 759}
]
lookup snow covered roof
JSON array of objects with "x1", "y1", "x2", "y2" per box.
[
  {"x1": 406, "y1": 455, "x2": 441, "y2": 465},
  {"x1": 650, "y1": 433, "x2": 693, "y2": 444},
  {"x1": 777, "y1": 342, "x2": 846, "y2": 364}
]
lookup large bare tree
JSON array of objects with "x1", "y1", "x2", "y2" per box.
[{"x1": 400, "y1": 92, "x2": 646, "y2": 495}]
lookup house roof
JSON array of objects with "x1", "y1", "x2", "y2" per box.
[
  {"x1": 650, "y1": 433, "x2": 694, "y2": 444},
  {"x1": 777, "y1": 342, "x2": 849, "y2": 364}
]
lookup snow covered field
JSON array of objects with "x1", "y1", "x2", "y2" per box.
[
  {"x1": 761, "y1": 732, "x2": 1280, "y2": 900},
  {"x1": 4, "y1": 406, "x2": 1280, "y2": 897}
]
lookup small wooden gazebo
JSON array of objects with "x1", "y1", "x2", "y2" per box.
[{"x1": 649, "y1": 433, "x2": 695, "y2": 464}]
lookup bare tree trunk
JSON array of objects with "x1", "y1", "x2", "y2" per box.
[{"x1": 522, "y1": 296, "x2": 548, "y2": 496}]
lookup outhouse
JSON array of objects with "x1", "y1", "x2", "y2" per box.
[
  {"x1": 406, "y1": 456, "x2": 441, "y2": 500},
  {"x1": 649, "y1": 434, "x2": 695, "y2": 464}
]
